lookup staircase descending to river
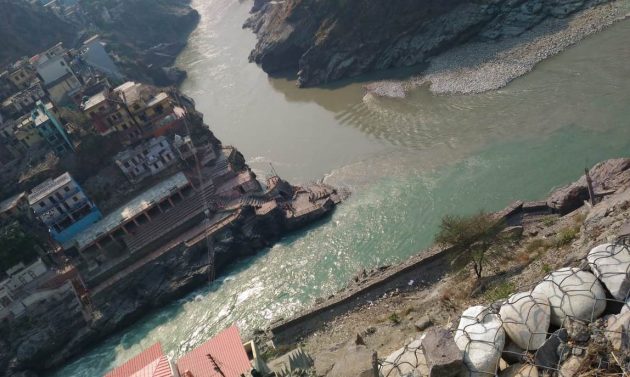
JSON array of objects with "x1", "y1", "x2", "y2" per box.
[{"x1": 125, "y1": 182, "x2": 216, "y2": 253}]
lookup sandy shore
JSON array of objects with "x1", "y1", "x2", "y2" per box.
[{"x1": 365, "y1": 1, "x2": 630, "y2": 98}]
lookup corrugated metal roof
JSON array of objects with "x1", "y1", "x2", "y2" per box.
[
  {"x1": 128, "y1": 356, "x2": 174, "y2": 377},
  {"x1": 71, "y1": 172, "x2": 190, "y2": 250},
  {"x1": 176, "y1": 326, "x2": 252, "y2": 377},
  {"x1": 104, "y1": 343, "x2": 173, "y2": 377}
]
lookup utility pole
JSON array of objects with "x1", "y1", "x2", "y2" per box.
[{"x1": 585, "y1": 167, "x2": 595, "y2": 206}]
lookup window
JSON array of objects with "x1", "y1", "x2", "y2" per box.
[
  {"x1": 60, "y1": 61, "x2": 65, "y2": 66},
  {"x1": 73, "y1": 196, "x2": 79, "y2": 202},
  {"x1": 64, "y1": 186, "x2": 70, "y2": 192},
  {"x1": 123, "y1": 161, "x2": 130, "y2": 168},
  {"x1": 159, "y1": 141, "x2": 165, "y2": 147},
  {"x1": 39, "y1": 202, "x2": 46, "y2": 208}
]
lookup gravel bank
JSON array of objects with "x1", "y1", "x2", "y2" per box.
[{"x1": 365, "y1": 1, "x2": 630, "y2": 97}]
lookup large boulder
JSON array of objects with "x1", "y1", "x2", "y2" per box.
[
  {"x1": 501, "y1": 341, "x2": 526, "y2": 364},
  {"x1": 605, "y1": 311, "x2": 630, "y2": 353},
  {"x1": 380, "y1": 339, "x2": 428, "y2": 377},
  {"x1": 534, "y1": 329, "x2": 568, "y2": 370},
  {"x1": 532, "y1": 268, "x2": 606, "y2": 326},
  {"x1": 499, "y1": 363, "x2": 539, "y2": 377},
  {"x1": 421, "y1": 327, "x2": 465, "y2": 377},
  {"x1": 499, "y1": 292, "x2": 550, "y2": 350},
  {"x1": 587, "y1": 243, "x2": 630, "y2": 301},
  {"x1": 559, "y1": 355, "x2": 586, "y2": 377},
  {"x1": 455, "y1": 306, "x2": 506, "y2": 377},
  {"x1": 547, "y1": 158, "x2": 630, "y2": 214},
  {"x1": 327, "y1": 344, "x2": 375, "y2": 377}
]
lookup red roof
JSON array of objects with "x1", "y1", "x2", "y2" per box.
[
  {"x1": 104, "y1": 343, "x2": 174, "y2": 377},
  {"x1": 176, "y1": 326, "x2": 252, "y2": 377}
]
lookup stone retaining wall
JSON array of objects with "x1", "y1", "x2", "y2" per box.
[{"x1": 269, "y1": 201, "x2": 526, "y2": 344}]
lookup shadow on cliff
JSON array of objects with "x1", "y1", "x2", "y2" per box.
[{"x1": 262, "y1": 7, "x2": 601, "y2": 108}]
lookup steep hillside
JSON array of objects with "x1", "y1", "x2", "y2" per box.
[{"x1": 0, "y1": 0, "x2": 78, "y2": 65}]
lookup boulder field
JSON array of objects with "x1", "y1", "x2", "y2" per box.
[{"x1": 376, "y1": 241, "x2": 630, "y2": 376}]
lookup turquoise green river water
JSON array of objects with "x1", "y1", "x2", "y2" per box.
[{"x1": 49, "y1": 0, "x2": 630, "y2": 375}]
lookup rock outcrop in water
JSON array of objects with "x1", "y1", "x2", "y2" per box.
[{"x1": 245, "y1": 0, "x2": 613, "y2": 87}]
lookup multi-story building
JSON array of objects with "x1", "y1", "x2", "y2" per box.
[
  {"x1": 28, "y1": 172, "x2": 102, "y2": 243},
  {"x1": 0, "y1": 71, "x2": 15, "y2": 101},
  {"x1": 33, "y1": 43, "x2": 82, "y2": 104},
  {"x1": 0, "y1": 81, "x2": 47, "y2": 119},
  {"x1": 114, "y1": 136, "x2": 177, "y2": 183},
  {"x1": 7, "y1": 59, "x2": 37, "y2": 90},
  {"x1": 31, "y1": 101, "x2": 75, "y2": 155},
  {"x1": 0, "y1": 259, "x2": 49, "y2": 319},
  {"x1": 14, "y1": 114, "x2": 45, "y2": 152},
  {"x1": 81, "y1": 82, "x2": 184, "y2": 144},
  {"x1": 81, "y1": 87, "x2": 138, "y2": 137}
]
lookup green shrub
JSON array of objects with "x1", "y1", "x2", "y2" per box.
[
  {"x1": 484, "y1": 281, "x2": 515, "y2": 302},
  {"x1": 555, "y1": 227, "x2": 579, "y2": 247},
  {"x1": 388, "y1": 313, "x2": 401, "y2": 325}
]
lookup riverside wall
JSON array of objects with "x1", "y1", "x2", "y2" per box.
[{"x1": 269, "y1": 201, "x2": 525, "y2": 344}]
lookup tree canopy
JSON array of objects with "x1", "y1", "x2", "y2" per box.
[{"x1": 0, "y1": 221, "x2": 40, "y2": 273}]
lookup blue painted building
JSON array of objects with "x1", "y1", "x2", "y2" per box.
[
  {"x1": 28, "y1": 172, "x2": 102, "y2": 243},
  {"x1": 33, "y1": 101, "x2": 75, "y2": 155}
]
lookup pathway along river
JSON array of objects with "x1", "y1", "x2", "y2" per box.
[{"x1": 51, "y1": 1, "x2": 630, "y2": 375}]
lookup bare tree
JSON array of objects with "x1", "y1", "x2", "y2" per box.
[{"x1": 435, "y1": 211, "x2": 508, "y2": 280}]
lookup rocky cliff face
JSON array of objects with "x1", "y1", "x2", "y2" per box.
[{"x1": 245, "y1": 0, "x2": 612, "y2": 87}]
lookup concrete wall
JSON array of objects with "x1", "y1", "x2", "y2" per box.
[
  {"x1": 269, "y1": 246, "x2": 459, "y2": 344},
  {"x1": 269, "y1": 201, "x2": 526, "y2": 344}
]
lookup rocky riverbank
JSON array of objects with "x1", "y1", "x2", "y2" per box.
[
  {"x1": 257, "y1": 158, "x2": 630, "y2": 376},
  {"x1": 372, "y1": 0, "x2": 630, "y2": 96},
  {"x1": 245, "y1": 0, "x2": 629, "y2": 92}
]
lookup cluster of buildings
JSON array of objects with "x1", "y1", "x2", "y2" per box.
[
  {"x1": 0, "y1": 37, "x2": 124, "y2": 173},
  {"x1": 80, "y1": 80, "x2": 186, "y2": 145},
  {"x1": 0, "y1": 39, "x2": 193, "y2": 322},
  {"x1": 104, "y1": 325, "x2": 269, "y2": 377}
]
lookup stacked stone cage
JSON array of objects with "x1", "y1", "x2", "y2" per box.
[{"x1": 377, "y1": 236, "x2": 630, "y2": 377}]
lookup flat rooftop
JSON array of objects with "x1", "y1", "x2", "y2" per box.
[
  {"x1": 82, "y1": 90, "x2": 107, "y2": 112},
  {"x1": 146, "y1": 92, "x2": 169, "y2": 108},
  {"x1": 28, "y1": 172, "x2": 73, "y2": 205},
  {"x1": 71, "y1": 172, "x2": 190, "y2": 250}
]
